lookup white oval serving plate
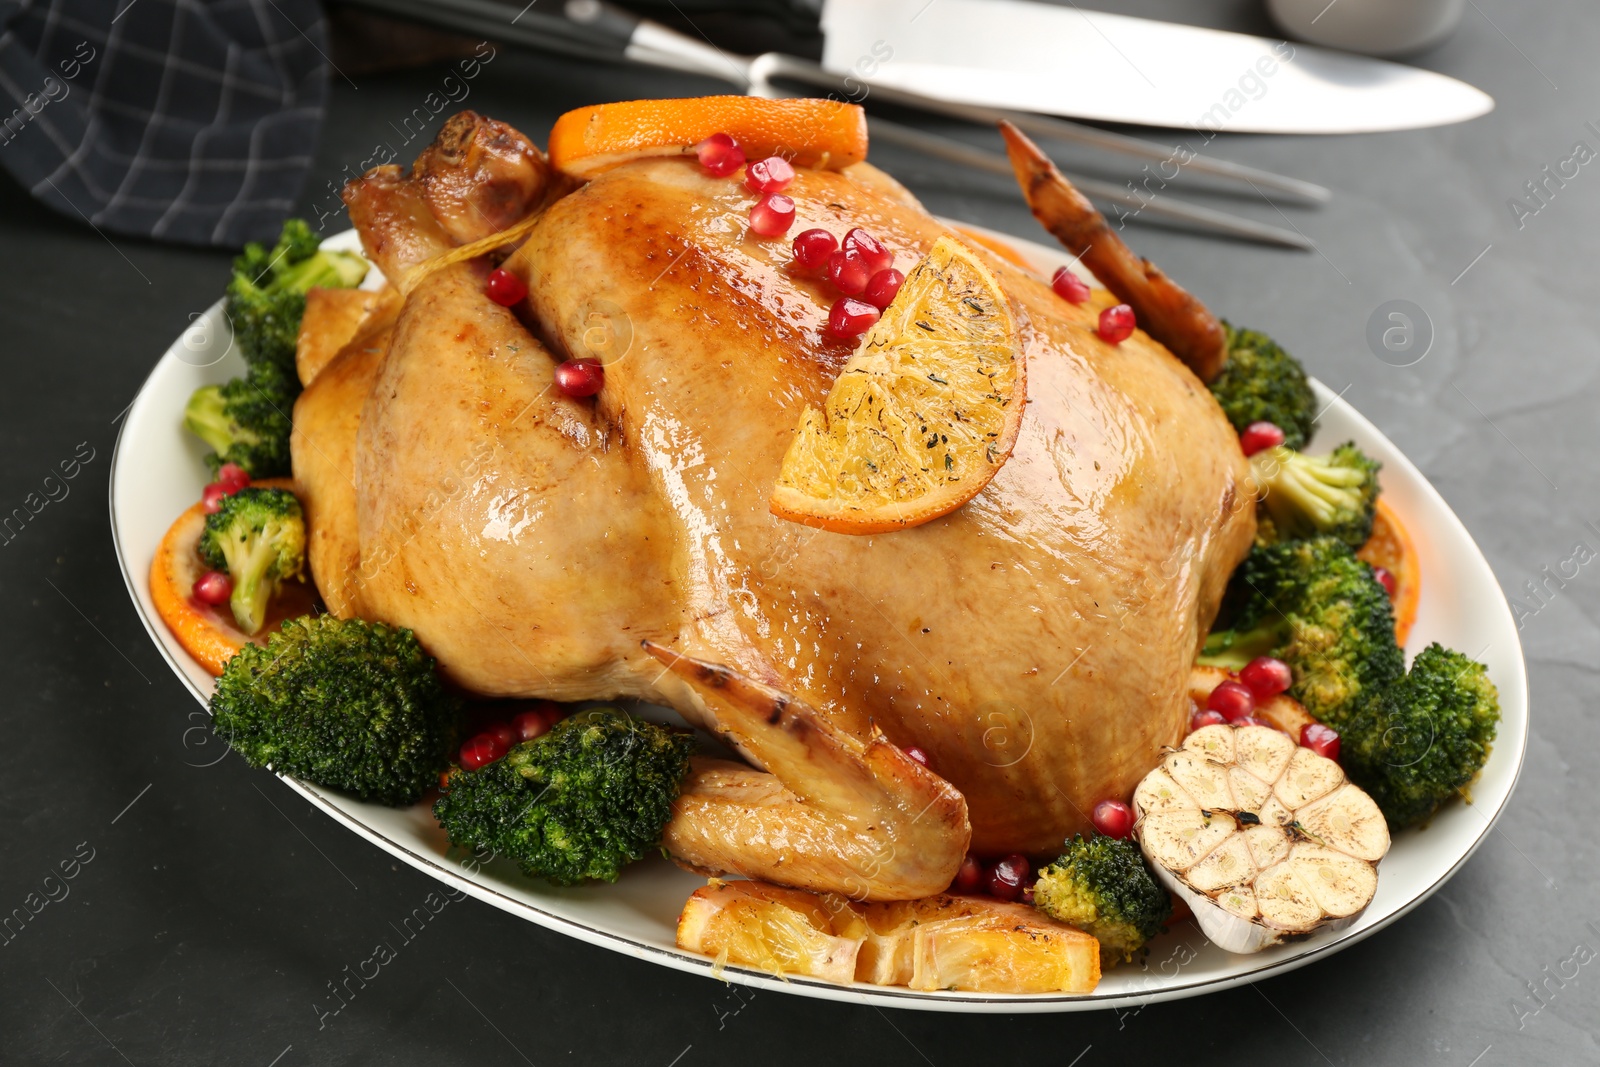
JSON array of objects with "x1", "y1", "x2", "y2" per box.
[{"x1": 110, "y1": 226, "x2": 1527, "y2": 1012}]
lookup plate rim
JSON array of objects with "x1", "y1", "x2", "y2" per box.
[{"x1": 107, "y1": 224, "x2": 1528, "y2": 1013}]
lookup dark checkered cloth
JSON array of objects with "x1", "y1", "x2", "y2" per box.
[{"x1": 0, "y1": 0, "x2": 329, "y2": 246}]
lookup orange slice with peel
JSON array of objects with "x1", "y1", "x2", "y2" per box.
[
  {"x1": 547, "y1": 96, "x2": 868, "y2": 180},
  {"x1": 1357, "y1": 496, "x2": 1421, "y2": 646},
  {"x1": 149, "y1": 478, "x2": 318, "y2": 676},
  {"x1": 770, "y1": 235, "x2": 1025, "y2": 534},
  {"x1": 678, "y1": 879, "x2": 1100, "y2": 994}
]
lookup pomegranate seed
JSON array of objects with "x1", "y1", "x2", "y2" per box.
[
  {"x1": 1302, "y1": 722, "x2": 1341, "y2": 760},
  {"x1": 1091, "y1": 798, "x2": 1135, "y2": 839},
  {"x1": 458, "y1": 734, "x2": 502, "y2": 771},
  {"x1": 841, "y1": 228, "x2": 893, "y2": 274},
  {"x1": 485, "y1": 268, "x2": 527, "y2": 306},
  {"x1": 827, "y1": 297, "x2": 880, "y2": 339},
  {"x1": 1239, "y1": 656, "x2": 1293, "y2": 700},
  {"x1": 696, "y1": 132, "x2": 745, "y2": 177},
  {"x1": 1098, "y1": 303, "x2": 1136, "y2": 344},
  {"x1": 514, "y1": 702, "x2": 561, "y2": 741},
  {"x1": 216, "y1": 462, "x2": 251, "y2": 493},
  {"x1": 1207, "y1": 680, "x2": 1256, "y2": 722},
  {"x1": 827, "y1": 247, "x2": 873, "y2": 294},
  {"x1": 862, "y1": 268, "x2": 905, "y2": 311},
  {"x1": 749, "y1": 193, "x2": 796, "y2": 237},
  {"x1": 987, "y1": 854, "x2": 1031, "y2": 901},
  {"x1": 1050, "y1": 266, "x2": 1091, "y2": 305},
  {"x1": 745, "y1": 155, "x2": 795, "y2": 194},
  {"x1": 1020, "y1": 872, "x2": 1040, "y2": 904},
  {"x1": 512, "y1": 711, "x2": 550, "y2": 742},
  {"x1": 555, "y1": 358, "x2": 604, "y2": 397},
  {"x1": 951, "y1": 853, "x2": 983, "y2": 894},
  {"x1": 486, "y1": 723, "x2": 516, "y2": 751},
  {"x1": 903, "y1": 745, "x2": 931, "y2": 768},
  {"x1": 201, "y1": 483, "x2": 228, "y2": 514},
  {"x1": 791, "y1": 228, "x2": 837, "y2": 271},
  {"x1": 1239, "y1": 421, "x2": 1286, "y2": 456},
  {"x1": 193, "y1": 570, "x2": 233, "y2": 606},
  {"x1": 1190, "y1": 708, "x2": 1228, "y2": 732},
  {"x1": 1372, "y1": 565, "x2": 1397, "y2": 598}
]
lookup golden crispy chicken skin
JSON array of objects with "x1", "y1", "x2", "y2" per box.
[{"x1": 296, "y1": 114, "x2": 1255, "y2": 893}]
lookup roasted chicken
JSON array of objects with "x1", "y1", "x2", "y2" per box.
[{"x1": 293, "y1": 110, "x2": 1255, "y2": 900}]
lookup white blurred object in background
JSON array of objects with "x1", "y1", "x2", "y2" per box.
[{"x1": 1266, "y1": 0, "x2": 1466, "y2": 57}]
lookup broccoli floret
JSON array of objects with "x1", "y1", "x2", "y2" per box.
[
  {"x1": 1201, "y1": 537, "x2": 1404, "y2": 729},
  {"x1": 1032, "y1": 834, "x2": 1172, "y2": 966},
  {"x1": 199, "y1": 487, "x2": 306, "y2": 634},
  {"x1": 183, "y1": 360, "x2": 296, "y2": 478},
  {"x1": 211, "y1": 615, "x2": 460, "y2": 806},
  {"x1": 1340, "y1": 644, "x2": 1500, "y2": 829},
  {"x1": 1209, "y1": 323, "x2": 1319, "y2": 450},
  {"x1": 1251, "y1": 442, "x2": 1381, "y2": 549},
  {"x1": 225, "y1": 218, "x2": 367, "y2": 376},
  {"x1": 434, "y1": 709, "x2": 695, "y2": 885}
]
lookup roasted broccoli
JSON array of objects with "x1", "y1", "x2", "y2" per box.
[
  {"x1": 183, "y1": 360, "x2": 296, "y2": 478},
  {"x1": 199, "y1": 486, "x2": 306, "y2": 634},
  {"x1": 1032, "y1": 834, "x2": 1172, "y2": 966},
  {"x1": 1200, "y1": 536, "x2": 1404, "y2": 729},
  {"x1": 1340, "y1": 644, "x2": 1500, "y2": 829},
  {"x1": 226, "y1": 218, "x2": 367, "y2": 375},
  {"x1": 434, "y1": 708, "x2": 695, "y2": 885},
  {"x1": 1209, "y1": 323, "x2": 1319, "y2": 450},
  {"x1": 1251, "y1": 442, "x2": 1381, "y2": 549},
  {"x1": 211, "y1": 615, "x2": 461, "y2": 805}
]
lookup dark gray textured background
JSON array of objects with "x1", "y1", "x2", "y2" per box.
[{"x1": 2, "y1": 1, "x2": 1595, "y2": 1063}]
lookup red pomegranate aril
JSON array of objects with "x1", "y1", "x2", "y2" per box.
[
  {"x1": 841, "y1": 228, "x2": 893, "y2": 274},
  {"x1": 827, "y1": 297, "x2": 880, "y2": 339},
  {"x1": 486, "y1": 723, "x2": 516, "y2": 751},
  {"x1": 555, "y1": 358, "x2": 604, "y2": 397},
  {"x1": 193, "y1": 570, "x2": 233, "y2": 606},
  {"x1": 1372, "y1": 565, "x2": 1397, "y2": 598},
  {"x1": 827, "y1": 247, "x2": 873, "y2": 294},
  {"x1": 1239, "y1": 656, "x2": 1293, "y2": 700},
  {"x1": 1239, "y1": 421, "x2": 1286, "y2": 456},
  {"x1": 1050, "y1": 266, "x2": 1091, "y2": 305},
  {"x1": 862, "y1": 268, "x2": 905, "y2": 310},
  {"x1": 903, "y1": 745, "x2": 931, "y2": 768},
  {"x1": 215, "y1": 462, "x2": 251, "y2": 493},
  {"x1": 745, "y1": 155, "x2": 795, "y2": 194},
  {"x1": 458, "y1": 734, "x2": 501, "y2": 771},
  {"x1": 1190, "y1": 708, "x2": 1228, "y2": 732},
  {"x1": 792, "y1": 228, "x2": 837, "y2": 271},
  {"x1": 201, "y1": 482, "x2": 228, "y2": 514},
  {"x1": 1207, "y1": 680, "x2": 1256, "y2": 722},
  {"x1": 1098, "y1": 303, "x2": 1136, "y2": 344},
  {"x1": 696, "y1": 132, "x2": 745, "y2": 177},
  {"x1": 485, "y1": 267, "x2": 527, "y2": 307},
  {"x1": 749, "y1": 193, "x2": 796, "y2": 237},
  {"x1": 987, "y1": 853, "x2": 1031, "y2": 901},
  {"x1": 1091, "y1": 798, "x2": 1135, "y2": 839},
  {"x1": 1020, "y1": 872, "x2": 1040, "y2": 904},
  {"x1": 1301, "y1": 722, "x2": 1341, "y2": 760},
  {"x1": 952, "y1": 853, "x2": 983, "y2": 894},
  {"x1": 513, "y1": 710, "x2": 551, "y2": 742}
]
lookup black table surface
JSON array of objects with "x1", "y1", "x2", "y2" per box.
[{"x1": 3, "y1": 2, "x2": 1596, "y2": 1064}]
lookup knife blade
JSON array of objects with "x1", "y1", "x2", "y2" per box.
[{"x1": 819, "y1": 0, "x2": 1493, "y2": 134}]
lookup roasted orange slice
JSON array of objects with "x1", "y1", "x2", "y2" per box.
[
  {"x1": 546, "y1": 96, "x2": 868, "y2": 179},
  {"x1": 1357, "y1": 496, "x2": 1421, "y2": 646},
  {"x1": 770, "y1": 235, "x2": 1025, "y2": 534},
  {"x1": 678, "y1": 880, "x2": 1100, "y2": 994},
  {"x1": 149, "y1": 478, "x2": 317, "y2": 676}
]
